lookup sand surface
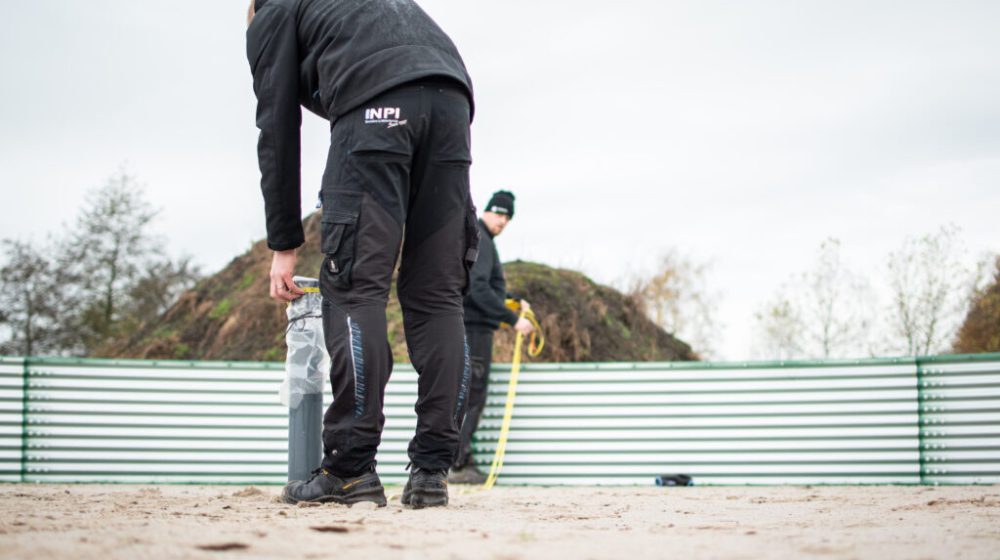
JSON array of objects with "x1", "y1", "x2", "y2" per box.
[{"x1": 1, "y1": 484, "x2": 998, "y2": 559}]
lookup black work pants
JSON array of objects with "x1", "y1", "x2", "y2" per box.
[
  {"x1": 318, "y1": 80, "x2": 478, "y2": 477},
  {"x1": 453, "y1": 327, "x2": 494, "y2": 468}
]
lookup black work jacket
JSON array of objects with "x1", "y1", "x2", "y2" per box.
[
  {"x1": 464, "y1": 220, "x2": 519, "y2": 330},
  {"x1": 247, "y1": 0, "x2": 474, "y2": 251}
]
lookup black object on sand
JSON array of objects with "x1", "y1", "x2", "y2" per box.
[{"x1": 655, "y1": 474, "x2": 693, "y2": 486}]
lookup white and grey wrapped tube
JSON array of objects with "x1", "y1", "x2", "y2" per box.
[{"x1": 280, "y1": 276, "x2": 328, "y2": 409}]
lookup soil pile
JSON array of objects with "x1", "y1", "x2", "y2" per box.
[
  {"x1": 495, "y1": 261, "x2": 694, "y2": 362},
  {"x1": 103, "y1": 213, "x2": 694, "y2": 363}
]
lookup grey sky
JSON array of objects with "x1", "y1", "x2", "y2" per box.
[{"x1": 1, "y1": 1, "x2": 997, "y2": 359}]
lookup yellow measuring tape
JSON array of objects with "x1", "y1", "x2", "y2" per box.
[
  {"x1": 482, "y1": 301, "x2": 544, "y2": 490},
  {"x1": 497, "y1": 299, "x2": 544, "y2": 357}
]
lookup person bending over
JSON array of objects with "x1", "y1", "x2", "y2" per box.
[{"x1": 247, "y1": 0, "x2": 477, "y2": 508}]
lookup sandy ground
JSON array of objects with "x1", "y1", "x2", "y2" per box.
[{"x1": 1, "y1": 484, "x2": 998, "y2": 560}]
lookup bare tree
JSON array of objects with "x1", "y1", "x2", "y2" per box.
[
  {"x1": 59, "y1": 171, "x2": 162, "y2": 352},
  {"x1": 0, "y1": 170, "x2": 201, "y2": 356},
  {"x1": 632, "y1": 249, "x2": 720, "y2": 358},
  {"x1": 753, "y1": 291, "x2": 804, "y2": 360},
  {"x1": 800, "y1": 239, "x2": 875, "y2": 358},
  {"x1": 0, "y1": 239, "x2": 68, "y2": 356},
  {"x1": 753, "y1": 239, "x2": 875, "y2": 360},
  {"x1": 886, "y1": 225, "x2": 978, "y2": 356}
]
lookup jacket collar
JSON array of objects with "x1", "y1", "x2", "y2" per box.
[{"x1": 478, "y1": 218, "x2": 495, "y2": 239}]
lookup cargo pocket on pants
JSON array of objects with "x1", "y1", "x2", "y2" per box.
[
  {"x1": 461, "y1": 201, "x2": 480, "y2": 296},
  {"x1": 322, "y1": 191, "x2": 363, "y2": 290}
]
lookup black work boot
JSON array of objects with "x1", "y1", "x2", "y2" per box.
[
  {"x1": 448, "y1": 464, "x2": 487, "y2": 485},
  {"x1": 401, "y1": 466, "x2": 449, "y2": 508},
  {"x1": 281, "y1": 467, "x2": 387, "y2": 507}
]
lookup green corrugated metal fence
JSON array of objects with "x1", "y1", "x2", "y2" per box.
[
  {"x1": 917, "y1": 355, "x2": 1000, "y2": 484},
  {"x1": 1, "y1": 354, "x2": 998, "y2": 485},
  {"x1": 0, "y1": 357, "x2": 25, "y2": 482}
]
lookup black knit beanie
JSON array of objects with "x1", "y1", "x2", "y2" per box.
[{"x1": 485, "y1": 190, "x2": 515, "y2": 219}]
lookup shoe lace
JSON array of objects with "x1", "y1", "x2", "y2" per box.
[{"x1": 307, "y1": 467, "x2": 334, "y2": 481}]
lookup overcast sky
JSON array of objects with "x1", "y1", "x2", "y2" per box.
[{"x1": 1, "y1": 1, "x2": 998, "y2": 359}]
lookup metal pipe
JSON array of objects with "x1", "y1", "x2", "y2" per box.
[
  {"x1": 288, "y1": 392, "x2": 323, "y2": 482},
  {"x1": 285, "y1": 276, "x2": 326, "y2": 482}
]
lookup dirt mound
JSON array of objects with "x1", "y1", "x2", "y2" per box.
[
  {"x1": 102, "y1": 213, "x2": 694, "y2": 362},
  {"x1": 494, "y1": 261, "x2": 693, "y2": 362}
]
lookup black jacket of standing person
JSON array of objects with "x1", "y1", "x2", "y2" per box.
[
  {"x1": 247, "y1": 0, "x2": 474, "y2": 251},
  {"x1": 453, "y1": 190, "x2": 530, "y2": 480},
  {"x1": 463, "y1": 219, "x2": 519, "y2": 331}
]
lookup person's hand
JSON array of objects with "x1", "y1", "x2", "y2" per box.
[
  {"x1": 270, "y1": 249, "x2": 305, "y2": 302},
  {"x1": 520, "y1": 299, "x2": 531, "y2": 313},
  {"x1": 514, "y1": 317, "x2": 535, "y2": 336}
]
